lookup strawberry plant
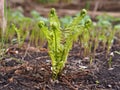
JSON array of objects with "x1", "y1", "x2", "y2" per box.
[{"x1": 38, "y1": 8, "x2": 92, "y2": 79}]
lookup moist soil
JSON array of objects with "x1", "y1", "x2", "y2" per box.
[
  {"x1": 0, "y1": 42, "x2": 120, "y2": 90},
  {"x1": 1, "y1": 0, "x2": 120, "y2": 90}
]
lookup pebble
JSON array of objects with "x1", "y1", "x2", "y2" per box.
[
  {"x1": 108, "y1": 68, "x2": 114, "y2": 70},
  {"x1": 108, "y1": 84, "x2": 112, "y2": 88},
  {"x1": 79, "y1": 65, "x2": 87, "y2": 69}
]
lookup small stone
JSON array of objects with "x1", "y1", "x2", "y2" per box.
[
  {"x1": 14, "y1": 70, "x2": 22, "y2": 75},
  {"x1": 46, "y1": 59, "x2": 50, "y2": 63},
  {"x1": 8, "y1": 77, "x2": 14, "y2": 82},
  {"x1": 40, "y1": 68, "x2": 44, "y2": 70},
  {"x1": 108, "y1": 84, "x2": 112, "y2": 88},
  {"x1": 26, "y1": 66, "x2": 33, "y2": 71},
  {"x1": 84, "y1": 57, "x2": 89, "y2": 60},
  {"x1": 63, "y1": 70, "x2": 67, "y2": 74},
  {"x1": 79, "y1": 65, "x2": 87, "y2": 69},
  {"x1": 108, "y1": 68, "x2": 114, "y2": 70},
  {"x1": 15, "y1": 51, "x2": 18, "y2": 54},
  {"x1": 110, "y1": 52, "x2": 114, "y2": 57}
]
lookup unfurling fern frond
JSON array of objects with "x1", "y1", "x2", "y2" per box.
[{"x1": 38, "y1": 8, "x2": 92, "y2": 80}]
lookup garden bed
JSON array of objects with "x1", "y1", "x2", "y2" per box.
[
  {"x1": 0, "y1": 0, "x2": 120, "y2": 90},
  {"x1": 0, "y1": 42, "x2": 120, "y2": 90}
]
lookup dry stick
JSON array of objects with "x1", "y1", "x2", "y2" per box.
[
  {"x1": 92, "y1": 1, "x2": 99, "y2": 18},
  {"x1": 22, "y1": 43, "x2": 30, "y2": 60},
  {"x1": 0, "y1": 0, "x2": 4, "y2": 24},
  {"x1": 0, "y1": 0, "x2": 6, "y2": 34}
]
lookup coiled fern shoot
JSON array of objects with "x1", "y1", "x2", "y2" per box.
[{"x1": 38, "y1": 8, "x2": 92, "y2": 80}]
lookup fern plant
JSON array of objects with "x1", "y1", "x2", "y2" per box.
[
  {"x1": 38, "y1": 8, "x2": 92, "y2": 79},
  {"x1": 12, "y1": 24, "x2": 27, "y2": 46}
]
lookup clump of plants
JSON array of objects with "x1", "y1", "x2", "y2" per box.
[
  {"x1": 38, "y1": 8, "x2": 92, "y2": 79},
  {"x1": 91, "y1": 15, "x2": 120, "y2": 57},
  {"x1": 4, "y1": 10, "x2": 48, "y2": 47}
]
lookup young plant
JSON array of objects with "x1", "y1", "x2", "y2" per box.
[
  {"x1": 38, "y1": 8, "x2": 92, "y2": 79},
  {"x1": 108, "y1": 52, "x2": 114, "y2": 69},
  {"x1": 11, "y1": 24, "x2": 27, "y2": 47},
  {"x1": 80, "y1": 19, "x2": 92, "y2": 57},
  {"x1": 106, "y1": 24, "x2": 120, "y2": 54}
]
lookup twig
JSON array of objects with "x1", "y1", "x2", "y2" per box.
[{"x1": 22, "y1": 44, "x2": 30, "y2": 60}]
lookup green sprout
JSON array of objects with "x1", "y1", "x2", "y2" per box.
[
  {"x1": 38, "y1": 8, "x2": 92, "y2": 80},
  {"x1": 91, "y1": 16, "x2": 120, "y2": 58},
  {"x1": 108, "y1": 52, "x2": 114, "y2": 69},
  {"x1": 12, "y1": 24, "x2": 27, "y2": 47}
]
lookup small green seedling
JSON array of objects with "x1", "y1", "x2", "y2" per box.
[
  {"x1": 106, "y1": 24, "x2": 120, "y2": 55},
  {"x1": 38, "y1": 8, "x2": 92, "y2": 80},
  {"x1": 108, "y1": 52, "x2": 114, "y2": 69},
  {"x1": 91, "y1": 16, "x2": 120, "y2": 58},
  {"x1": 95, "y1": 80, "x2": 100, "y2": 84},
  {"x1": 12, "y1": 24, "x2": 21, "y2": 45},
  {"x1": 12, "y1": 24, "x2": 27, "y2": 46}
]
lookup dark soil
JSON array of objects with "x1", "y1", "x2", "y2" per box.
[
  {"x1": 0, "y1": 42, "x2": 120, "y2": 90},
  {"x1": 1, "y1": 0, "x2": 120, "y2": 90}
]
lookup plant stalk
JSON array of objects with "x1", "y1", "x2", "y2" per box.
[{"x1": 0, "y1": 0, "x2": 6, "y2": 35}]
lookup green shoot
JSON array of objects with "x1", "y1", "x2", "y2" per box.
[
  {"x1": 38, "y1": 8, "x2": 92, "y2": 80},
  {"x1": 108, "y1": 52, "x2": 114, "y2": 69},
  {"x1": 12, "y1": 24, "x2": 21, "y2": 45},
  {"x1": 12, "y1": 24, "x2": 27, "y2": 47}
]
